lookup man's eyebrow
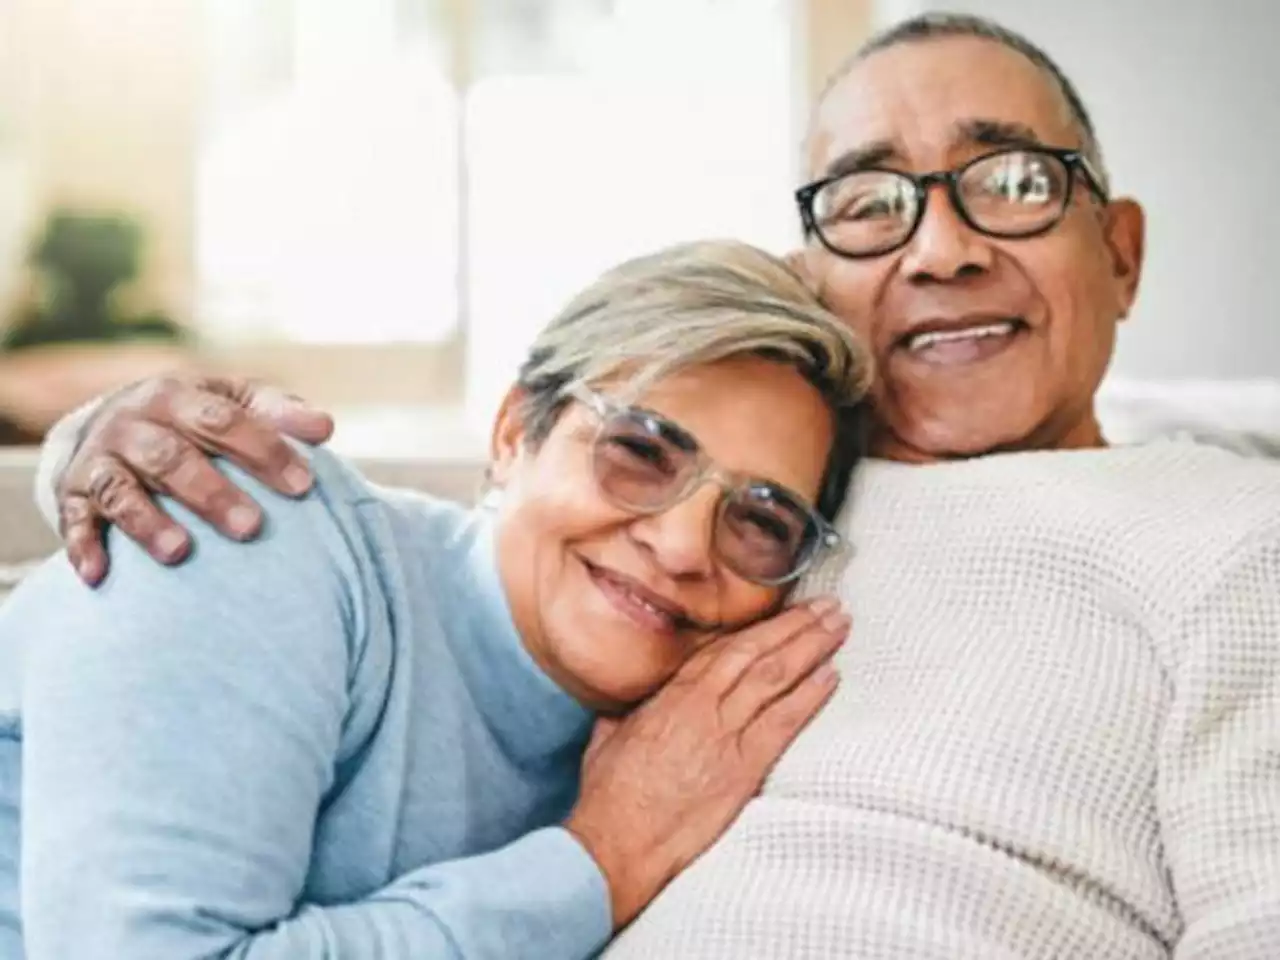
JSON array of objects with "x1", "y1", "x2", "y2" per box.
[
  {"x1": 957, "y1": 118, "x2": 1047, "y2": 149},
  {"x1": 820, "y1": 140, "x2": 897, "y2": 180},
  {"x1": 816, "y1": 120, "x2": 1053, "y2": 182}
]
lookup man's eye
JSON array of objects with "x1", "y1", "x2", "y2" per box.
[
  {"x1": 985, "y1": 163, "x2": 1052, "y2": 202},
  {"x1": 851, "y1": 194, "x2": 899, "y2": 219},
  {"x1": 828, "y1": 188, "x2": 905, "y2": 222}
]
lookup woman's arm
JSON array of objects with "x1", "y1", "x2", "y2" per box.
[
  {"x1": 11, "y1": 459, "x2": 610, "y2": 959},
  {"x1": 1159, "y1": 521, "x2": 1280, "y2": 959}
]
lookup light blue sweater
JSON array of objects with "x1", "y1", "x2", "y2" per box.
[{"x1": 0, "y1": 449, "x2": 612, "y2": 958}]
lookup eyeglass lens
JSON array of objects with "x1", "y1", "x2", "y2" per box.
[
  {"x1": 591, "y1": 409, "x2": 821, "y2": 584},
  {"x1": 809, "y1": 149, "x2": 1073, "y2": 256}
]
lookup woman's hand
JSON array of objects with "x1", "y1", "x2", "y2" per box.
[
  {"x1": 564, "y1": 597, "x2": 848, "y2": 929},
  {"x1": 53, "y1": 375, "x2": 334, "y2": 584}
]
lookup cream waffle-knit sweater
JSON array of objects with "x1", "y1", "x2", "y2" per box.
[{"x1": 604, "y1": 439, "x2": 1280, "y2": 959}]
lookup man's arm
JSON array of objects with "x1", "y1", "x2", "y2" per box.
[
  {"x1": 34, "y1": 376, "x2": 334, "y2": 584},
  {"x1": 32, "y1": 394, "x2": 105, "y2": 539},
  {"x1": 10, "y1": 460, "x2": 610, "y2": 959},
  {"x1": 1159, "y1": 522, "x2": 1280, "y2": 958}
]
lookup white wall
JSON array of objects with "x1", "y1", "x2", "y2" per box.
[{"x1": 874, "y1": 1, "x2": 1280, "y2": 381}]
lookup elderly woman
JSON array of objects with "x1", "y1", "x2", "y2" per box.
[{"x1": 0, "y1": 240, "x2": 871, "y2": 959}]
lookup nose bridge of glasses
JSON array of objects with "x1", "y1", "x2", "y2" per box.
[
  {"x1": 901, "y1": 169, "x2": 993, "y2": 271},
  {"x1": 914, "y1": 167, "x2": 971, "y2": 223},
  {"x1": 631, "y1": 476, "x2": 721, "y2": 573}
]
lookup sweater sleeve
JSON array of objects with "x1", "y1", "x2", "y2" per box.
[
  {"x1": 1159, "y1": 522, "x2": 1280, "y2": 959},
  {"x1": 10, "y1": 459, "x2": 611, "y2": 960},
  {"x1": 32, "y1": 394, "x2": 105, "y2": 533}
]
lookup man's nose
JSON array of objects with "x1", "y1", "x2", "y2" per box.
[
  {"x1": 627, "y1": 484, "x2": 719, "y2": 580},
  {"x1": 899, "y1": 184, "x2": 995, "y2": 283}
]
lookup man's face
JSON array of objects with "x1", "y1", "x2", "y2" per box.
[{"x1": 804, "y1": 36, "x2": 1145, "y2": 462}]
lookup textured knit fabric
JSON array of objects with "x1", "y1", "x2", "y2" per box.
[
  {"x1": 0, "y1": 449, "x2": 611, "y2": 959},
  {"x1": 604, "y1": 439, "x2": 1280, "y2": 960}
]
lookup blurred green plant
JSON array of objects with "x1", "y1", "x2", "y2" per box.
[{"x1": 1, "y1": 209, "x2": 188, "y2": 350}]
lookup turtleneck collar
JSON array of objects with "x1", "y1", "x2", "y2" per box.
[{"x1": 446, "y1": 508, "x2": 594, "y2": 768}]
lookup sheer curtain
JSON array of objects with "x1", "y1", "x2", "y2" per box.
[
  {"x1": 197, "y1": 0, "x2": 458, "y2": 345},
  {"x1": 195, "y1": 0, "x2": 801, "y2": 423},
  {"x1": 464, "y1": 0, "x2": 800, "y2": 426}
]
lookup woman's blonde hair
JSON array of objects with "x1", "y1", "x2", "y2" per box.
[{"x1": 514, "y1": 239, "x2": 874, "y2": 520}]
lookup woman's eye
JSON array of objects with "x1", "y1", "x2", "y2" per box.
[
  {"x1": 607, "y1": 434, "x2": 675, "y2": 473},
  {"x1": 737, "y1": 507, "x2": 793, "y2": 545}
]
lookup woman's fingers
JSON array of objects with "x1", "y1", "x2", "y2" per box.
[
  {"x1": 564, "y1": 598, "x2": 849, "y2": 929},
  {"x1": 718, "y1": 607, "x2": 848, "y2": 732},
  {"x1": 682, "y1": 596, "x2": 843, "y2": 694},
  {"x1": 740, "y1": 657, "x2": 842, "y2": 770}
]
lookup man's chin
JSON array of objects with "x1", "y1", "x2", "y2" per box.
[{"x1": 870, "y1": 416, "x2": 1041, "y2": 463}]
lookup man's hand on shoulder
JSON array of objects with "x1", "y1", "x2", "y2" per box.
[{"x1": 52, "y1": 375, "x2": 335, "y2": 586}]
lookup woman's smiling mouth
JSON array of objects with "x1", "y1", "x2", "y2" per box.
[{"x1": 581, "y1": 558, "x2": 710, "y2": 635}]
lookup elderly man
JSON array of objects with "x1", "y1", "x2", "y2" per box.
[{"x1": 18, "y1": 12, "x2": 1280, "y2": 960}]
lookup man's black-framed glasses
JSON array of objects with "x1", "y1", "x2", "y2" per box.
[{"x1": 795, "y1": 146, "x2": 1110, "y2": 260}]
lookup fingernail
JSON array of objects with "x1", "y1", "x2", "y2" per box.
[
  {"x1": 821, "y1": 611, "x2": 851, "y2": 632},
  {"x1": 808, "y1": 596, "x2": 839, "y2": 616},
  {"x1": 283, "y1": 464, "x2": 313, "y2": 495},
  {"x1": 817, "y1": 662, "x2": 840, "y2": 684},
  {"x1": 227, "y1": 506, "x2": 260, "y2": 538},
  {"x1": 157, "y1": 529, "x2": 189, "y2": 561}
]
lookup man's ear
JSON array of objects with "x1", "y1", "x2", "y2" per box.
[
  {"x1": 488, "y1": 386, "x2": 529, "y2": 488},
  {"x1": 1103, "y1": 198, "x2": 1146, "y2": 320}
]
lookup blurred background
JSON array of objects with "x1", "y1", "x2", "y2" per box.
[{"x1": 0, "y1": 0, "x2": 1276, "y2": 457}]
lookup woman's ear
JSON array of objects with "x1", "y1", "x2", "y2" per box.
[{"x1": 488, "y1": 386, "x2": 529, "y2": 488}]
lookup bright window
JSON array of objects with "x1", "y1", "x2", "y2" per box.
[{"x1": 196, "y1": 0, "x2": 802, "y2": 422}]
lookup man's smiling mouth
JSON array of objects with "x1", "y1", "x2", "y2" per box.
[{"x1": 896, "y1": 317, "x2": 1029, "y2": 365}]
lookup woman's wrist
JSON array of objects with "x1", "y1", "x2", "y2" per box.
[{"x1": 563, "y1": 812, "x2": 665, "y2": 930}]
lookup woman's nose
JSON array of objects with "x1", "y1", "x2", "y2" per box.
[{"x1": 626, "y1": 483, "x2": 720, "y2": 579}]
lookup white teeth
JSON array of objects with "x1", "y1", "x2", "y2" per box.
[
  {"x1": 907, "y1": 321, "x2": 1017, "y2": 353},
  {"x1": 625, "y1": 587, "x2": 672, "y2": 622}
]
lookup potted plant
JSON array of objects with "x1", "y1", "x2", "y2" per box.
[{"x1": 0, "y1": 209, "x2": 196, "y2": 443}]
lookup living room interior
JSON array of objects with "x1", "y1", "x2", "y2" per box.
[{"x1": 2, "y1": 0, "x2": 1278, "y2": 585}]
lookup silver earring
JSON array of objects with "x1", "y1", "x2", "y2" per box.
[{"x1": 476, "y1": 483, "x2": 504, "y2": 513}]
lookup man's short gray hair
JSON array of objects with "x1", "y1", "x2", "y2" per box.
[
  {"x1": 820, "y1": 11, "x2": 1110, "y2": 196},
  {"x1": 514, "y1": 239, "x2": 874, "y2": 521}
]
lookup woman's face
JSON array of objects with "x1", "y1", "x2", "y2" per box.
[{"x1": 489, "y1": 355, "x2": 837, "y2": 711}]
